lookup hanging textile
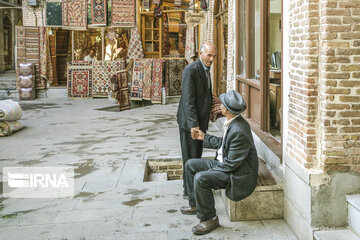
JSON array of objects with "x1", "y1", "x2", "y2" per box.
[
  {"x1": 118, "y1": 71, "x2": 130, "y2": 111},
  {"x1": 165, "y1": 59, "x2": 186, "y2": 96},
  {"x1": 153, "y1": 0, "x2": 160, "y2": 4},
  {"x1": 185, "y1": 27, "x2": 196, "y2": 63},
  {"x1": 127, "y1": 27, "x2": 144, "y2": 61},
  {"x1": 67, "y1": 62, "x2": 93, "y2": 98},
  {"x1": 39, "y1": 27, "x2": 48, "y2": 84},
  {"x1": 130, "y1": 59, "x2": 143, "y2": 100},
  {"x1": 162, "y1": 14, "x2": 171, "y2": 56},
  {"x1": 111, "y1": 0, "x2": 135, "y2": 27},
  {"x1": 151, "y1": 59, "x2": 163, "y2": 104},
  {"x1": 91, "y1": 0, "x2": 107, "y2": 25},
  {"x1": 92, "y1": 60, "x2": 125, "y2": 97},
  {"x1": 62, "y1": 0, "x2": 87, "y2": 28},
  {"x1": 16, "y1": 26, "x2": 26, "y2": 89},
  {"x1": 141, "y1": 59, "x2": 153, "y2": 100}
]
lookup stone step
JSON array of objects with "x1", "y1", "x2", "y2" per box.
[
  {"x1": 314, "y1": 229, "x2": 360, "y2": 240},
  {"x1": 0, "y1": 89, "x2": 19, "y2": 100},
  {"x1": 347, "y1": 194, "x2": 360, "y2": 236},
  {"x1": 222, "y1": 158, "x2": 284, "y2": 221}
]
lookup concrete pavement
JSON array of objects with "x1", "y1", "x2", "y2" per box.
[{"x1": 0, "y1": 98, "x2": 297, "y2": 239}]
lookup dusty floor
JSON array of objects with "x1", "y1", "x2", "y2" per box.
[{"x1": 0, "y1": 98, "x2": 297, "y2": 240}]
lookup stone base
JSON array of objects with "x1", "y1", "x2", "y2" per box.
[
  {"x1": 221, "y1": 184, "x2": 284, "y2": 221},
  {"x1": 166, "y1": 96, "x2": 180, "y2": 104}
]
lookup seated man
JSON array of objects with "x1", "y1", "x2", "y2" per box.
[
  {"x1": 180, "y1": 90, "x2": 259, "y2": 235},
  {"x1": 84, "y1": 49, "x2": 96, "y2": 62}
]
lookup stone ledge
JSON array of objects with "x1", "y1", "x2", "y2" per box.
[{"x1": 314, "y1": 229, "x2": 360, "y2": 240}]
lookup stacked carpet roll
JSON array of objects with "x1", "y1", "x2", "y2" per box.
[
  {"x1": 0, "y1": 100, "x2": 24, "y2": 137},
  {"x1": 18, "y1": 63, "x2": 36, "y2": 100}
]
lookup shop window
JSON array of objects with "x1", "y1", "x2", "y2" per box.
[
  {"x1": 236, "y1": 0, "x2": 282, "y2": 146},
  {"x1": 139, "y1": 0, "x2": 190, "y2": 59},
  {"x1": 73, "y1": 29, "x2": 102, "y2": 61}
]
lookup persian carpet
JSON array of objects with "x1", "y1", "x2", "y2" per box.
[
  {"x1": 25, "y1": 27, "x2": 45, "y2": 89},
  {"x1": 141, "y1": 59, "x2": 153, "y2": 100},
  {"x1": 127, "y1": 27, "x2": 144, "y2": 61},
  {"x1": 67, "y1": 64, "x2": 93, "y2": 98},
  {"x1": 111, "y1": 0, "x2": 135, "y2": 27},
  {"x1": 49, "y1": 34, "x2": 58, "y2": 85},
  {"x1": 62, "y1": 0, "x2": 87, "y2": 27},
  {"x1": 18, "y1": 75, "x2": 35, "y2": 88},
  {"x1": 0, "y1": 121, "x2": 24, "y2": 137},
  {"x1": 185, "y1": 27, "x2": 195, "y2": 64},
  {"x1": 0, "y1": 100, "x2": 23, "y2": 121},
  {"x1": 39, "y1": 27, "x2": 48, "y2": 82},
  {"x1": 118, "y1": 71, "x2": 130, "y2": 111},
  {"x1": 16, "y1": 26, "x2": 26, "y2": 84},
  {"x1": 151, "y1": 59, "x2": 163, "y2": 104},
  {"x1": 19, "y1": 88, "x2": 36, "y2": 100},
  {"x1": 130, "y1": 59, "x2": 143, "y2": 100},
  {"x1": 92, "y1": 60, "x2": 125, "y2": 97},
  {"x1": 91, "y1": 0, "x2": 107, "y2": 25},
  {"x1": 165, "y1": 59, "x2": 186, "y2": 96}
]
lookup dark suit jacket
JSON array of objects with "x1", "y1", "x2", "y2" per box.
[
  {"x1": 204, "y1": 116, "x2": 258, "y2": 202},
  {"x1": 177, "y1": 59, "x2": 212, "y2": 132}
]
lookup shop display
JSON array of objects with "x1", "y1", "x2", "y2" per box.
[
  {"x1": 91, "y1": 0, "x2": 107, "y2": 25},
  {"x1": 110, "y1": 71, "x2": 130, "y2": 111},
  {"x1": 62, "y1": 0, "x2": 87, "y2": 28},
  {"x1": 151, "y1": 59, "x2": 163, "y2": 104},
  {"x1": 141, "y1": 59, "x2": 153, "y2": 100},
  {"x1": 18, "y1": 62, "x2": 36, "y2": 100},
  {"x1": 67, "y1": 62, "x2": 93, "y2": 98},
  {"x1": 111, "y1": 0, "x2": 135, "y2": 27},
  {"x1": 165, "y1": 59, "x2": 186, "y2": 96}
]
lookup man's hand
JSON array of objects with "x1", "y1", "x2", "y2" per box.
[
  {"x1": 191, "y1": 128, "x2": 205, "y2": 141},
  {"x1": 191, "y1": 127, "x2": 199, "y2": 140}
]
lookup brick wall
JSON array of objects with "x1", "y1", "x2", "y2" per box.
[
  {"x1": 288, "y1": 0, "x2": 320, "y2": 168},
  {"x1": 22, "y1": 0, "x2": 44, "y2": 27},
  {"x1": 288, "y1": 0, "x2": 360, "y2": 172},
  {"x1": 318, "y1": 0, "x2": 360, "y2": 172}
]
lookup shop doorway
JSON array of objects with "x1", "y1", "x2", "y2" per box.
[
  {"x1": 213, "y1": 0, "x2": 228, "y2": 96},
  {"x1": 56, "y1": 30, "x2": 70, "y2": 86},
  {"x1": 3, "y1": 16, "x2": 12, "y2": 70}
]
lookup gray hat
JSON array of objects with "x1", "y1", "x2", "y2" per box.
[{"x1": 219, "y1": 90, "x2": 247, "y2": 115}]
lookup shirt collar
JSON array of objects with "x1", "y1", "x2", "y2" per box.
[
  {"x1": 200, "y1": 59, "x2": 210, "y2": 71},
  {"x1": 224, "y1": 115, "x2": 240, "y2": 128}
]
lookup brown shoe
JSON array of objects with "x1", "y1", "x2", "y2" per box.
[
  {"x1": 192, "y1": 216, "x2": 219, "y2": 235},
  {"x1": 180, "y1": 206, "x2": 197, "y2": 215}
]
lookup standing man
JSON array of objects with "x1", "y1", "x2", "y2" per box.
[
  {"x1": 84, "y1": 49, "x2": 96, "y2": 62},
  {"x1": 177, "y1": 42, "x2": 216, "y2": 197},
  {"x1": 181, "y1": 90, "x2": 259, "y2": 235}
]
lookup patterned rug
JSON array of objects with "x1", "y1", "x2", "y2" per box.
[
  {"x1": 25, "y1": 27, "x2": 45, "y2": 89},
  {"x1": 67, "y1": 64, "x2": 93, "y2": 98},
  {"x1": 185, "y1": 27, "x2": 195, "y2": 64},
  {"x1": 16, "y1": 26, "x2": 26, "y2": 88},
  {"x1": 151, "y1": 59, "x2": 163, "y2": 104},
  {"x1": 91, "y1": 0, "x2": 107, "y2": 25},
  {"x1": 111, "y1": 0, "x2": 135, "y2": 27},
  {"x1": 127, "y1": 27, "x2": 144, "y2": 61},
  {"x1": 92, "y1": 60, "x2": 125, "y2": 97},
  {"x1": 118, "y1": 71, "x2": 130, "y2": 111},
  {"x1": 39, "y1": 27, "x2": 48, "y2": 82},
  {"x1": 141, "y1": 59, "x2": 153, "y2": 100},
  {"x1": 165, "y1": 59, "x2": 186, "y2": 96},
  {"x1": 62, "y1": 0, "x2": 87, "y2": 27},
  {"x1": 130, "y1": 59, "x2": 143, "y2": 100}
]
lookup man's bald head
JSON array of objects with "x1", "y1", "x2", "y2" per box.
[{"x1": 199, "y1": 42, "x2": 216, "y2": 67}]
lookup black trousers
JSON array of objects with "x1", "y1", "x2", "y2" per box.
[
  {"x1": 185, "y1": 158, "x2": 230, "y2": 221},
  {"x1": 179, "y1": 127, "x2": 203, "y2": 196}
]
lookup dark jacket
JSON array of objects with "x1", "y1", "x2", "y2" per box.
[
  {"x1": 177, "y1": 59, "x2": 212, "y2": 132},
  {"x1": 204, "y1": 116, "x2": 258, "y2": 202}
]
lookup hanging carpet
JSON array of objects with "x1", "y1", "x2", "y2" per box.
[
  {"x1": 130, "y1": 59, "x2": 143, "y2": 100},
  {"x1": 151, "y1": 59, "x2": 163, "y2": 104},
  {"x1": 67, "y1": 62, "x2": 93, "y2": 98},
  {"x1": 92, "y1": 60, "x2": 125, "y2": 97},
  {"x1": 111, "y1": 0, "x2": 135, "y2": 27},
  {"x1": 127, "y1": 26, "x2": 144, "y2": 61},
  {"x1": 165, "y1": 59, "x2": 186, "y2": 96},
  {"x1": 141, "y1": 59, "x2": 153, "y2": 100},
  {"x1": 91, "y1": 0, "x2": 107, "y2": 25},
  {"x1": 62, "y1": 0, "x2": 87, "y2": 28}
]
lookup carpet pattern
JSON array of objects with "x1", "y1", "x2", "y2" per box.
[
  {"x1": 62, "y1": 0, "x2": 87, "y2": 27},
  {"x1": 151, "y1": 59, "x2": 163, "y2": 104},
  {"x1": 111, "y1": 0, "x2": 135, "y2": 27},
  {"x1": 67, "y1": 64, "x2": 93, "y2": 98},
  {"x1": 91, "y1": 0, "x2": 107, "y2": 25},
  {"x1": 92, "y1": 60, "x2": 125, "y2": 97},
  {"x1": 127, "y1": 27, "x2": 144, "y2": 61},
  {"x1": 130, "y1": 59, "x2": 143, "y2": 100},
  {"x1": 165, "y1": 59, "x2": 186, "y2": 96},
  {"x1": 141, "y1": 59, "x2": 153, "y2": 100}
]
